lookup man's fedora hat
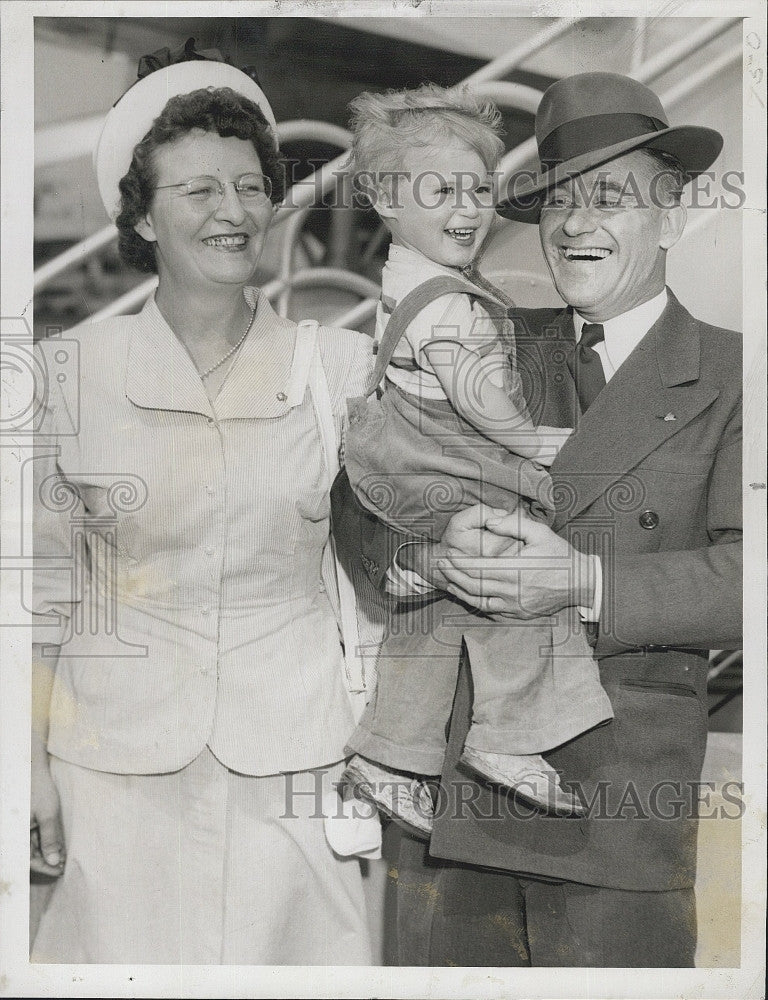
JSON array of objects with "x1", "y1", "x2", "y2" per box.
[{"x1": 497, "y1": 72, "x2": 723, "y2": 223}]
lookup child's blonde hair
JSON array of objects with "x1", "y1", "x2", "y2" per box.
[{"x1": 349, "y1": 83, "x2": 505, "y2": 178}]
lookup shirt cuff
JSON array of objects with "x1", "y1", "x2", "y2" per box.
[
  {"x1": 578, "y1": 555, "x2": 602, "y2": 622},
  {"x1": 384, "y1": 541, "x2": 435, "y2": 598}
]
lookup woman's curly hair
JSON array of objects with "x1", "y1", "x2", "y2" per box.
[{"x1": 116, "y1": 86, "x2": 285, "y2": 273}]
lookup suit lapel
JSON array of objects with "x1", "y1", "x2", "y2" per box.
[{"x1": 550, "y1": 291, "x2": 719, "y2": 531}]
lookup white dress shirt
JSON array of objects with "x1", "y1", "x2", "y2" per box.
[{"x1": 388, "y1": 287, "x2": 670, "y2": 618}]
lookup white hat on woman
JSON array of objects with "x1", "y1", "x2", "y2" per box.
[{"x1": 95, "y1": 40, "x2": 277, "y2": 220}]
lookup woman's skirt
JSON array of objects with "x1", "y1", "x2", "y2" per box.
[{"x1": 31, "y1": 748, "x2": 372, "y2": 965}]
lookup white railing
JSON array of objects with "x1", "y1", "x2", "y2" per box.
[
  {"x1": 34, "y1": 17, "x2": 742, "y2": 329},
  {"x1": 86, "y1": 267, "x2": 381, "y2": 326}
]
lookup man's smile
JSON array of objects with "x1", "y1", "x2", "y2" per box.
[{"x1": 560, "y1": 246, "x2": 613, "y2": 261}]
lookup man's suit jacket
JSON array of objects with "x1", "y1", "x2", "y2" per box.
[{"x1": 332, "y1": 288, "x2": 742, "y2": 891}]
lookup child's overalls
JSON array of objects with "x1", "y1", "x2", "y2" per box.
[{"x1": 345, "y1": 274, "x2": 614, "y2": 774}]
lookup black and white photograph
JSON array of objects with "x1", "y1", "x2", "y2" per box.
[{"x1": 0, "y1": 3, "x2": 765, "y2": 997}]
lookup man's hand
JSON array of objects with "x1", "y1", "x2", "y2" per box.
[
  {"x1": 399, "y1": 504, "x2": 521, "y2": 587},
  {"x1": 436, "y1": 507, "x2": 596, "y2": 618}
]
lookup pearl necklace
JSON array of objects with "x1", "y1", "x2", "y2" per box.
[{"x1": 199, "y1": 302, "x2": 257, "y2": 379}]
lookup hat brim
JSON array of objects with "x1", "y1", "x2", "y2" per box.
[
  {"x1": 496, "y1": 124, "x2": 724, "y2": 223},
  {"x1": 95, "y1": 61, "x2": 278, "y2": 221}
]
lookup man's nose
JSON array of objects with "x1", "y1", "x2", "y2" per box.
[{"x1": 560, "y1": 205, "x2": 597, "y2": 236}]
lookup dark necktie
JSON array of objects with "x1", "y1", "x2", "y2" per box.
[{"x1": 572, "y1": 322, "x2": 606, "y2": 412}]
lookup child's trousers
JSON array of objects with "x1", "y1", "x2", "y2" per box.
[{"x1": 346, "y1": 596, "x2": 614, "y2": 775}]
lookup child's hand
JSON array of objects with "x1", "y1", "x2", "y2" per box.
[{"x1": 441, "y1": 504, "x2": 523, "y2": 559}]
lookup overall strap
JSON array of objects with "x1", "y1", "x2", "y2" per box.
[{"x1": 365, "y1": 273, "x2": 509, "y2": 397}]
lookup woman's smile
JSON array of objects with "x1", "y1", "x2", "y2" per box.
[{"x1": 202, "y1": 232, "x2": 253, "y2": 251}]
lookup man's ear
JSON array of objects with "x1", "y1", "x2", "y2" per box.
[
  {"x1": 659, "y1": 202, "x2": 687, "y2": 251},
  {"x1": 134, "y1": 214, "x2": 157, "y2": 243}
]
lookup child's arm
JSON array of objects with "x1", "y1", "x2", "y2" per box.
[{"x1": 421, "y1": 338, "x2": 567, "y2": 464}]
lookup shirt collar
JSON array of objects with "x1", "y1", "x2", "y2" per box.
[
  {"x1": 384, "y1": 243, "x2": 507, "y2": 308},
  {"x1": 573, "y1": 287, "x2": 668, "y2": 374},
  {"x1": 386, "y1": 243, "x2": 465, "y2": 281},
  {"x1": 125, "y1": 287, "x2": 298, "y2": 419}
]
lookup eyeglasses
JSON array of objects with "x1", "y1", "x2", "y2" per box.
[{"x1": 154, "y1": 173, "x2": 273, "y2": 206}]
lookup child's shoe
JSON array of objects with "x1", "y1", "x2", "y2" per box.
[
  {"x1": 460, "y1": 747, "x2": 584, "y2": 816},
  {"x1": 342, "y1": 755, "x2": 434, "y2": 837}
]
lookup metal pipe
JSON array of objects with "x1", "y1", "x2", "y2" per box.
[
  {"x1": 470, "y1": 81, "x2": 542, "y2": 115},
  {"x1": 461, "y1": 18, "x2": 583, "y2": 86},
  {"x1": 85, "y1": 276, "x2": 157, "y2": 323},
  {"x1": 85, "y1": 267, "x2": 381, "y2": 322},
  {"x1": 34, "y1": 224, "x2": 117, "y2": 291},
  {"x1": 661, "y1": 44, "x2": 741, "y2": 107},
  {"x1": 35, "y1": 114, "x2": 104, "y2": 168},
  {"x1": 277, "y1": 206, "x2": 313, "y2": 317},
  {"x1": 630, "y1": 17, "x2": 647, "y2": 75},
  {"x1": 276, "y1": 120, "x2": 353, "y2": 149},
  {"x1": 274, "y1": 150, "x2": 350, "y2": 220},
  {"x1": 275, "y1": 123, "x2": 353, "y2": 316},
  {"x1": 636, "y1": 17, "x2": 740, "y2": 85},
  {"x1": 707, "y1": 649, "x2": 742, "y2": 682},
  {"x1": 331, "y1": 298, "x2": 379, "y2": 331},
  {"x1": 275, "y1": 267, "x2": 381, "y2": 300}
]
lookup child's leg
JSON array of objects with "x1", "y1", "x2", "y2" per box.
[
  {"x1": 346, "y1": 600, "x2": 465, "y2": 775},
  {"x1": 461, "y1": 613, "x2": 613, "y2": 814},
  {"x1": 464, "y1": 612, "x2": 613, "y2": 754},
  {"x1": 342, "y1": 600, "x2": 467, "y2": 836}
]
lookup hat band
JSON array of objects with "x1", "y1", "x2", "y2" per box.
[{"x1": 538, "y1": 112, "x2": 668, "y2": 170}]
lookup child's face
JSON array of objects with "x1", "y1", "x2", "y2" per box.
[{"x1": 380, "y1": 140, "x2": 496, "y2": 269}]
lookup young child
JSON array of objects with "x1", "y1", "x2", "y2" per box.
[{"x1": 342, "y1": 85, "x2": 614, "y2": 833}]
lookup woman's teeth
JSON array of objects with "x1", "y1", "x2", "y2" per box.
[
  {"x1": 562, "y1": 247, "x2": 612, "y2": 261},
  {"x1": 203, "y1": 234, "x2": 249, "y2": 248},
  {"x1": 446, "y1": 228, "x2": 475, "y2": 243}
]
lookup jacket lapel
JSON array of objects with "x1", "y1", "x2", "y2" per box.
[{"x1": 550, "y1": 291, "x2": 720, "y2": 531}]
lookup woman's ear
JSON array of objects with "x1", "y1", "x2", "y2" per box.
[{"x1": 134, "y1": 214, "x2": 157, "y2": 243}]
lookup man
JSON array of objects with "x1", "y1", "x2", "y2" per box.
[{"x1": 332, "y1": 72, "x2": 742, "y2": 967}]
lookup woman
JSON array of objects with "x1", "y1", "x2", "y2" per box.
[{"x1": 30, "y1": 50, "x2": 374, "y2": 964}]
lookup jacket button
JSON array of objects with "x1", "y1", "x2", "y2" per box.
[{"x1": 639, "y1": 509, "x2": 660, "y2": 530}]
